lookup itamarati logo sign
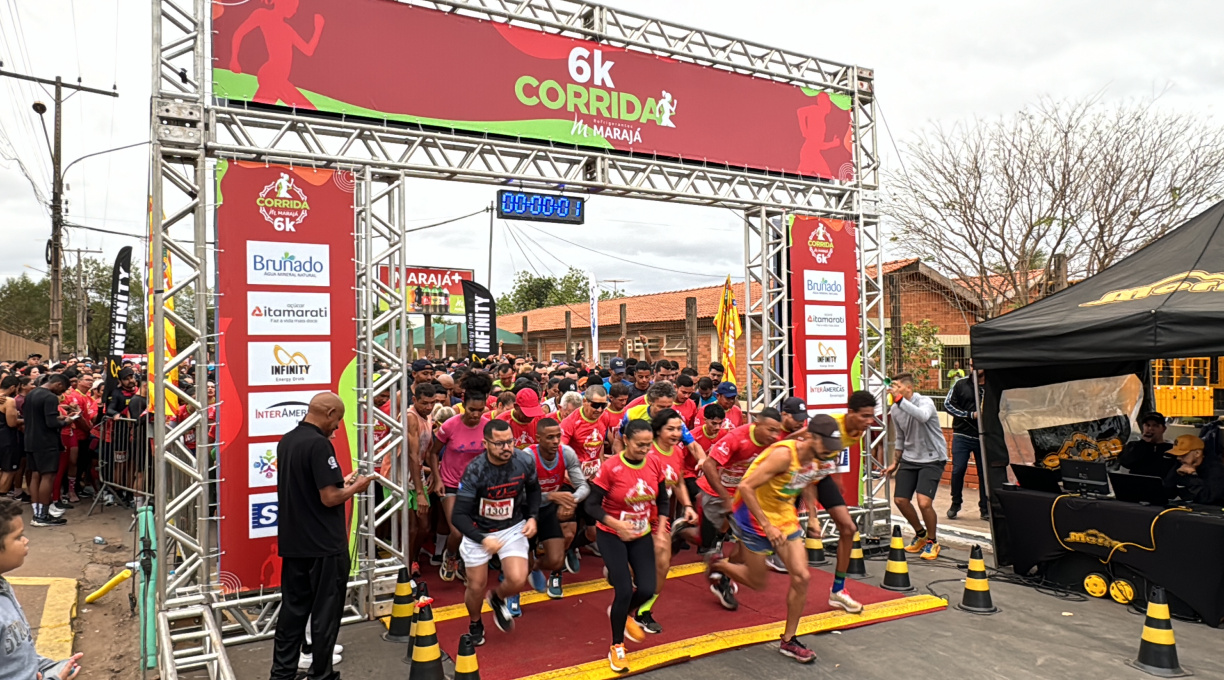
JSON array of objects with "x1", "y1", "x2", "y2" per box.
[
  {"x1": 1079, "y1": 271, "x2": 1224, "y2": 307},
  {"x1": 257, "y1": 173, "x2": 310, "y2": 232}
]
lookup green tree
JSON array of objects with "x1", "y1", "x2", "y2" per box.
[
  {"x1": 900, "y1": 320, "x2": 942, "y2": 383},
  {"x1": 497, "y1": 267, "x2": 621, "y2": 314}
]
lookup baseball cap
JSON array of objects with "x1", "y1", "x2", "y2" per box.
[
  {"x1": 1168, "y1": 434, "x2": 1205, "y2": 457},
  {"x1": 807, "y1": 414, "x2": 843, "y2": 453},
  {"x1": 780, "y1": 397, "x2": 809, "y2": 422},
  {"x1": 411, "y1": 359, "x2": 433, "y2": 372},
  {"x1": 514, "y1": 388, "x2": 545, "y2": 417},
  {"x1": 1139, "y1": 412, "x2": 1166, "y2": 427},
  {"x1": 714, "y1": 381, "x2": 738, "y2": 398},
  {"x1": 117, "y1": 367, "x2": 135, "y2": 380},
  {"x1": 558, "y1": 378, "x2": 579, "y2": 394},
  {"x1": 610, "y1": 357, "x2": 627, "y2": 373}
]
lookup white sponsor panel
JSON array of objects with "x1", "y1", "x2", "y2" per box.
[
  {"x1": 248, "y1": 442, "x2": 278, "y2": 488},
  {"x1": 247, "y1": 390, "x2": 317, "y2": 437},
  {"x1": 248, "y1": 492, "x2": 279, "y2": 539},
  {"x1": 247, "y1": 291, "x2": 331, "y2": 336},
  {"x1": 805, "y1": 339, "x2": 847, "y2": 372},
  {"x1": 247, "y1": 341, "x2": 332, "y2": 386},
  {"x1": 246, "y1": 241, "x2": 330, "y2": 286},
  {"x1": 803, "y1": 270, "x2": 845, "y2": 302},
  {"x1": 804, "y1": 304, "x2": 847, "y2": 336},
  {"x1": 806, "y1": 374, "x2": 849, "y2": 406}
]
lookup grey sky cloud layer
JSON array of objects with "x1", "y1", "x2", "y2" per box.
[{"x1": 2, "y1": 0, "x2": 1223, "y2": 298}]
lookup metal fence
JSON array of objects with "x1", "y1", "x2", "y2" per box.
[{"x1": 94, "y1": 416, "x2": 153, "y2": 504}]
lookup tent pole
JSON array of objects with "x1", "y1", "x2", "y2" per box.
[{"x1": 971, "y1": 365, "x2": 1002, "y2": 567}]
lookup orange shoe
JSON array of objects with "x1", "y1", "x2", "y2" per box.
[
  {"x1": 904, "y1": 531, "x2": 928, "y2": 554},
  {"x1": 920, "y1": 540, "x2": 941, "y2": 560},
  {"x1": 624, "y1": 613, "x2": 647, "y2": 643},
  {"x1": 609, "y1": 644, "x2": 629, "y2": 673}
]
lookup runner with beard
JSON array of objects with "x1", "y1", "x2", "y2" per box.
[
  {"x1": 584, "y1": 419, "x2": 673, "y2": 674},
  {"x1": 526, "y1": 418, "x2": 589, "y2": 598},
  {"x1": 430, "y1": 372, "x2": 492, "y2": 582}
]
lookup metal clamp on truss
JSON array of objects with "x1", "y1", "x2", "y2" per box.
[{"x1": 154, "y1": 98, "x2": 205, "y2": 149}]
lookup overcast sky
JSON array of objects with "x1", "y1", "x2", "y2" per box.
[{"x1": 2, "y1": 0, "x2": 1224, "y2": 299}]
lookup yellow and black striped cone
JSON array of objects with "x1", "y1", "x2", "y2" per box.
[
  {"x1": 408, "y1": 595, "x2": 445, "y2": 680},
  {"x1": 1127, "y1": 586, "x2": 1191, "y2": 677},
  {"x1": 880, "y1": 525, "x2": 914, "y2": 592},
  {"x1": 805, "y1": 534, "x2": 828, "y2": 566},
  {"x1": 846, "y1": 531, "x2": 869, "y2": 579},
  {"x1": 383, "y1": 568, "x2": 417, "y2": 642},
  {"x1": 454, "y1": 633, "x2": 481, "y2": 680},
  {"x1": 956, "y1": 545, "x2": 998, "y2": 614}
]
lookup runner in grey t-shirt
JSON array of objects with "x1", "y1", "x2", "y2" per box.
[{"x1": 884, "y1": 373, "x2": 947, "y2": 561}]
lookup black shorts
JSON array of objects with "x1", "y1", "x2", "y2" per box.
[
  {"x1": 0, "y1": 446, "x2": 21, "y2": 472},
  {"x1": 27, "y1": 448, "x2": 61, "y2": 475},
  {"x1": 536, "y1": 503, "x2": 566, "y2": 542},
  {"x1": 894, "y1": 459, "x2": 944, "y2": 500},
  {"x1": 814, "y1": 476, "x2": 846, "y2": 509}
]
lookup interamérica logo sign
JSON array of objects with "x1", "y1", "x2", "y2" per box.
[{"x1": 1079, "y1": 270, "x2": 1224, "y2": 307}]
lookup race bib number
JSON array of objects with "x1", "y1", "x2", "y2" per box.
[
  {"x1": 619, "y1": 510, "x2": 650, "y2": 538},
  {"x1": 479, "y1": 497, "x2": 514, "y2": 521},
  {"x1": 580, "y1": 458, "x2": 602, "y2": 480},
  {"x1": 720, "y1": 472, "x2": 743, "y2": 487}
]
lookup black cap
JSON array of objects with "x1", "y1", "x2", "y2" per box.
[
  {"x1": 1140, "y1": 412, "x2": 1166, "y2": 427},
  {"x1": 780, "y1": 397, "x2": 809, "y2": 421},
  {"x1": 807, "y1": 414, "x2": 843, "y2": 453},
  {"x1": 117, "y1": 367, "x2": 135, "y2": 380},
  {"x1": 558, "y1": 378, "x2": 579, "y2": 393},
  {"x1": 411, "y1": 358, "x2": 433, "y2": 373}
]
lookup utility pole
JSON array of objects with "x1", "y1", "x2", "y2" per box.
[
  {"x1": 0, "y1": 65, "x2": 118, "y2": 360},
  {"x1": 67, "y1": 248, "x2": 103, "y2": 357}
]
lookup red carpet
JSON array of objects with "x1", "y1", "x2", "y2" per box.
[{"x1": 420, "y1": 557, "x2": 934, "y2": 680}]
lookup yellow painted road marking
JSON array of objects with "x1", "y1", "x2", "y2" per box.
[
  {"x1": 10, "y1": 577, "x2": 78, "y2": 660},
  {"x1": 515, "y1": 594, "x2": 948, "y2": 680}
]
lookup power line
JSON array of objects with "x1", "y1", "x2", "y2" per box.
[
  {"x1": 509, "y1": 220, "x2": 736, "y2": 280},
  {"x1": 503, "y1": 223, "x2": 590, "y2": 324},
  {"x1": 403, "y1": 207, "x2": 489, "y2": 234}
]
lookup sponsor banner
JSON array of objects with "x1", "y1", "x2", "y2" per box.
[
  {"x1": 462, "y1": 279, "x2": 497, "y2": 360},
  {"x1": 248, "y1": 442, "x2": 278, "y2": 488},
  {"x1": 804, "y1": 304, "x2": 846, "y2": 336},
  {"x1": 248, "y1": 492, "x2": 279, "y2": 539},
  {"x1": 247, "y1": 390, "x2": 316, "y2": 438},
  {"x1": 376, "y1": 265, "x2": 475, "y2": 315},
  {"x1": 805, "y1": 339, "x2": 848, "y2": 372},
  {"x1": 103, "y1": 246, "x2": 133, "y2": 401},
  {"x1": 805, "y1": 374, "x2": 849, "y2": 406},
  {"x1": 215, "y1": 161, "x2": 356, "y2": 591},
  {"x1": 247, "y1": 291, "x2": 331, "y2": 336},
  {"x1": 247, "y1": 341, "x2": 332, "y2": 387},
  {"x1": 803, "y1": 270, "x2": 846, "y2": 302},
  {"x1": 247, "y1": 240, "x2": 330, "y2": 286},
  {"x1": 212, "y1": 0, "x2": 853, "y2": 180}
]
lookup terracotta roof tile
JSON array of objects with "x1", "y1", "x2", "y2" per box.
[
  {"x1": 864, "y1": 258, "x2": 920, "y2": 277},
  {"x1": 498, "y1": 282, "x2": 760, "y2": 333}
]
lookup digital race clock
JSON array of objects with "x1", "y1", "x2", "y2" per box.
[{"x1": 496, "y1": 190, "x2": 585, "y2": 225}]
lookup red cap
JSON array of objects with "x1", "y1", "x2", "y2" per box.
[{"x1": 514, "y1": 388, "x2": 544, "y2": 418}]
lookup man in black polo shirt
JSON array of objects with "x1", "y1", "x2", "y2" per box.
[
  {"x1": 270, "y1": 393, "x2": 371, "y2": 680},
  {"x1": 23, "y1": 374, "x2": 76, "y2": 527},
  {"x1": 1119, "y1": 412, "x2": 1175, "y2": 478}
]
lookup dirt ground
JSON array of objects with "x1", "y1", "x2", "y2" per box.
[{"x1": 15, "y1": 499, "x2": 144, "y2": 679}]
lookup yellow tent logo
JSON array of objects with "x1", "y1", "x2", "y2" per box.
[{"x1": 1080, "y1": 270, "x2": 1224, "y2": 307}]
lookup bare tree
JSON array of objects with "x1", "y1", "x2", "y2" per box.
[{"x1": 886, "y1": 96, "x2": 1224, "y2": 318}]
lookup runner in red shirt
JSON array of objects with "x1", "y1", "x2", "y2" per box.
[
  {"x1": 560, "y1": 385, "x2": 612, "y2": 482},
  {"x1": 602, "y1": 383, "x2": 630, "y2": 427},
  {"x1": 688, "y1": 403, "x2": 727, "y2": 499},
  {"x1": 694, "y1": 381, "x2": 743, "y2": 433},
  {"x1": 673, "y1": 375, "x2": 700, "y2": 429},
  {"x1": 495, "y1": 387, "x2": 545, "y2": 448}
]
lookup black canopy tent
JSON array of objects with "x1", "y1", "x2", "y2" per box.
[{"x1": 969, "y1": 199, "x2": 1224, "y2": 565}]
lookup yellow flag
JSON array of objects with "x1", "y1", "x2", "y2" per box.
[
  {"x1": 146, "y1": 198, "x2": 179, "y2": 416},
  {"x1": 712, "y1": 276, "x2": 742, "y2": 385}
]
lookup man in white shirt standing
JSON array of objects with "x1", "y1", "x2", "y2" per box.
[{"x1": 884, "y1": 373, "x2": 947, "y2": 561}]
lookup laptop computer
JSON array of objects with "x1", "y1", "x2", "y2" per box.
[
  {"x1": 1010, "y1": 464, "x2": 1063, "y2": 494},
  {"x1": 1109, "y1": 471, "x2": 1169, "y2": 506},
  {"x1": 1060, "y1": 459, "x2": 1111, "y2": 496}
]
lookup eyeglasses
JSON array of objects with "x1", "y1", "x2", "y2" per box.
[
  {"x1": 588, "y1": 401, "x2": 608, "y2": 410},
  {"x1": 487, "y1": 439, "x2": 515, "y2": 449}
]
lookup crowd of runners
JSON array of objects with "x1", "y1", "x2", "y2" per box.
[{"x1": 378, "y1": 352, "x2": 892, "y2": 673}]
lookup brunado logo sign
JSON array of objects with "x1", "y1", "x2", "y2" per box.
[{"x1": 1080, "y1": 270, "x2": 1224, "y2": 307}]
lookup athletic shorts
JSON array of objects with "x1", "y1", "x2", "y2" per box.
[
  {"x1": 699, "y1": 490, "x2": 732, "y2": 531},
  {"x1": 814, "y1": 476, "x2": 846, "y2": 509},
  {"x1": 536, "y1": 503, "x2": 566, "y2": 543},
  {"x1": 27, "y1": 448, "x2": 61, "y2": 475},
  {"x1": 460, "y1": 521, "x2": 530, "y2": 568},
  {"x1": 894, "y1": 459, "x2": 945, "y2": 500},
  {"x1": 729, "y1": 515, "x2": 802, "y2": 556},
  {"x1": 0, "y1": 446, "x2": 21, "y2": 473},
  {"x1": 444, "y1": 486, "x2": 460, "y2": 497}
]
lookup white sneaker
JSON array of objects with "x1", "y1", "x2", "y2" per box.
[
  {"x1": 765, "y1": 554, "x2": 788, "y2": 574},
  {"x1": 828, "y1": 589, "x2": 864, "y2": 614},
  {"x1": 297, "y1": 652, "x2": 342, "y2": 669},
  {"x1": 48, "y1": 503, "x2": 66, "y2": 518}
]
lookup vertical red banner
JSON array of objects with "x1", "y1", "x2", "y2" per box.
[
  {"x1": 215, "y1": 161, "x2": 357, "y2": 592},
  {"x1": 789, "y1": 216, "x2": 862, "y2": 505}
]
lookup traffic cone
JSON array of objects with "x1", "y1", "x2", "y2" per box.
[
  {"x1": 454, "y1": 633, "x2": 481, "y2": 680},
  {"x1": 1127, "y1": 586, "x2": 1191, "y2": 677},
  {"x1": 805, "y1": 535, "x2": 828, "y2": 567},
  {"x1": 846, "y1": 531, "x2": 869, "y2": 580},
  {"x1": 956, "y1": 545, "x2": 998, "y2": 614},
  {"x1": 408, "y1": 595, "x2": 445, "y2": 680},
  {"x1": 880, "y1": 525, "x2": 914, "y2": 592},
  {"x1": 383, "y1": 568, "x2": 417, "y2": 642},
  {"x1": 404, "y1": 582, "x2": 430, "y2": 665}
]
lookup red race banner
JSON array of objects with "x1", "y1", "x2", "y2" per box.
[
  {"x1": 789, "y1": 215, "x2": 862, "y2": 505},
  {"x1": 376, "y1": 265, "x2": 475, "y2": 315},
  {"x1": 212, "y1": 0, "x2": 854, "y2": 180},
  {"x1": 215, "y1": 160, "x2": 357, "y2": 592}
]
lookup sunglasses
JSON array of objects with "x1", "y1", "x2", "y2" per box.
[{"x1": 588, "y1": 401, "x2": 608, "y2": 410}]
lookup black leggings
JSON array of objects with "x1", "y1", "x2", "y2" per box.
[{"x1": 597, "y1": 531, "x2": 657, "y2": 645}]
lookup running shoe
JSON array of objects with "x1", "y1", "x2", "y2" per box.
[
  {"x1": 765, "y1": 554, "x2": 788, "y2": 574},
  {"x1": 488, "y1": 592, "x2": 514, "y2": 633},
  {"x1": 410, "y1": 561, "x2": 421, "y2": 579},
  {"x1": 828, "y1": 589, "x2": 864, "y2": 614},
  {"x1": 608, "y1": 643, "x2": 629, "y2": 673},
  {"x1": 297, "y1": 652, "x2": 342, "y2": 669},
  {"x1": 904, "y1": 530, "x2": 928, "y2": 554},
  {"x1": 610, "y1": 606, "x2": 646, "y2": 643},
  {"x1": 468, "y1": 619, "x2": 486, "y2": 647},
  {"x1": 429, "y1": 550, "x2": 444, "y2": 566},
  {"x1": 634, "y1": 610, "x2": 661, "y2": 635},
  {"x1": 30, "y1": 514, "x2": 54, "y2": 528},
  {"x1": 564, "y1": 549, "x2": 581, "y2": 574},
  {"x1": 920, "y1": 540, "x2": 941, "y2": 561},
  {"x1": 946, "y1": 503, "x2": 961, "y2": 520},
  {"x1": 439, "y1": 551, "x2": 458, "y2": 582},
  {"x1": 507, "y1": 593, "x2": 522, "y2": 618},
  {"x1": 778, "y1": 635, "x2": 816, "y2": 663},
  {"x1": 710, "y1": 575, "x2": 739, "y2": 611},
  {"x1": 546, "y1": 572, "x2": 564, "y2": 599},
  {"x1": 670, "y1": 518, "x2": 691, "y2": 546},
  {"x1": 48, "y1": 502, "x2": 67, "y2": 519},
  {"x1": 584, "y1": 543, "x2": 602, "y2": 558},
  {"x1": 530, "y1": 569, "x2": 547, "y2": 593}
]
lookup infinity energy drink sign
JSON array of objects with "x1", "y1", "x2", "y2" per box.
[{"x1": 212, "y1": 0, "x2": 854, "y2": 180}]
